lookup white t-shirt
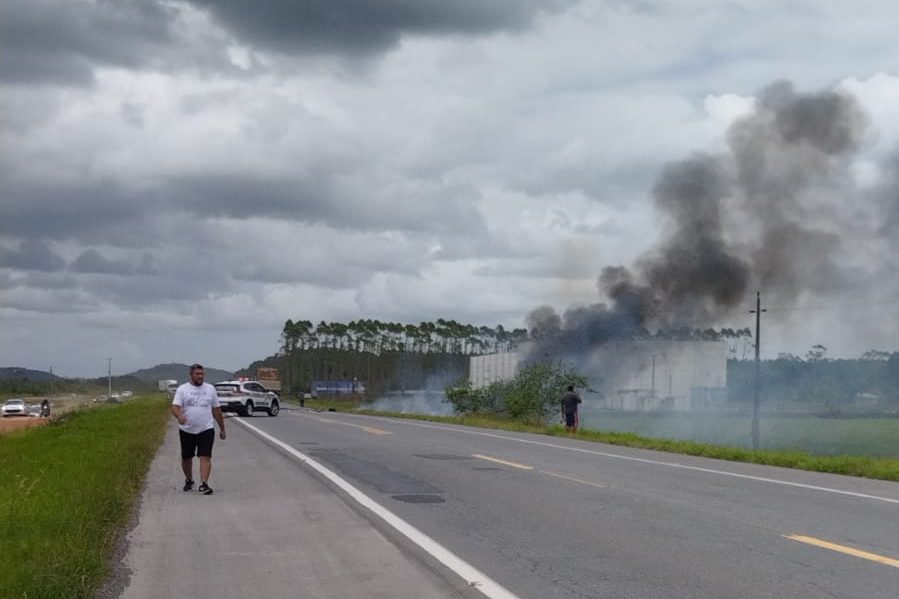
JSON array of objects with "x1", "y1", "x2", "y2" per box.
[{"x1": 172, "y1": 382, "x2": 220, "y2": 434}]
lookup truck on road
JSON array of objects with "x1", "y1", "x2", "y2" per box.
[
  {"x1": 157, "y1": 379, "x2": 177, "y2": 392},
  {"x1": 256, "y1": 368, "x2": 281, "y2": 393}
]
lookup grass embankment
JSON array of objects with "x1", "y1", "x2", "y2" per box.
[
  {"x1": 290, "y1": 398, "x2": 899, "y2": 482},
  {"x1": 0, "y1": 396, "x2": 170, "y2": 599}
]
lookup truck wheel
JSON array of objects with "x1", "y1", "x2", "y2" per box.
[
  {"x1": 268, "y1": 400, "x2": 279, "y2": 417},
  {"x1": 243, "y1": 401, "x2": 254, "y2": 417}
]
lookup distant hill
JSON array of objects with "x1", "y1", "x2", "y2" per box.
[
  {"x1": 0, "y1": 367, "x2": 61, "y2": 382},
  {"x1": 127, "y1": 363, "x2": 235, "y2": 384}
]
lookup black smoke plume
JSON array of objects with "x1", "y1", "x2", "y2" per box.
[{"x1": 527, "y1": 80, "x2": 893, "y2": 357}]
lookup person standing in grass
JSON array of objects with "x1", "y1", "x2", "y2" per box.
[
  {"x1": 171, "y1": 364, "x2": 226, "y2": 495},
  {"x1": 560, "y1": 385, "x2": 582, "y2": 433}
]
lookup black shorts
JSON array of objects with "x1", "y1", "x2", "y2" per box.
[
  {"x1": 180, "y1": 428, "x2": 215, "y2": 459},
  {"x1": 564, "y1": 412, "x2": 577, "y2": 427}
]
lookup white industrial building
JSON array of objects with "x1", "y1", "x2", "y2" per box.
[
  {"x1": 469, "y1": 352, "x2": 519, "y2": 389},
  {"x1": 469, "y1": 340, "x2": 728, "y2": 412}
]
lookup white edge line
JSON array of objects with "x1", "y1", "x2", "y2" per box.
[
  {"x1": 234, "y1": 418, "x2": 521, "y2": 599},
  {"x1": 343, "y1": 415, "x2": 899, "y2": 506}
]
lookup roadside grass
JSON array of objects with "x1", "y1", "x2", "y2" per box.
[
  {"x1": 0, "y1": 396, "x2": 170, "y2": 599},
  {"x1": 578, "y1": 409, "x2": 899, "y2": 457},
  {"x1": 340, "y1": 407, "x2": 899, "y2": 483}
]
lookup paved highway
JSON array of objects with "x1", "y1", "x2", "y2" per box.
[
  {"x1": 240, "y1": 408, "x2": 899, "y2": 599},
  {"x1": 109, "y1": 407, "x2": 899, "y2": 598}
]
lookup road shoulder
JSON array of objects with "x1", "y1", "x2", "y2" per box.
[{"x1": 99, "y1": 419, "x2": 468, "y2": 599}]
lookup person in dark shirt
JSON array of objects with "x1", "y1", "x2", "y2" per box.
[{"x1": 560, "y1": 385, "x2": 582, "y2": 433}]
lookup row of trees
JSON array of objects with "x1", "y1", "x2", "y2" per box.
[
  {"x1": 273, "y1": 318, "x2": 898, "y2": 411},
  {"x1": 729, "y1": 352, "x2": 899, "y2": 411},
  {"x1": 280, "y1": 319, "x2": 530, "y2": 357},
  {"x1": 248, "y1": 348, "x2": 470, "y2": 398},
  {"x1": 278, "y1": 320, "x2": 754, "y2": 362},
  {"x1": 274, "y1": 319, "x2": 531, "y2": 396}
]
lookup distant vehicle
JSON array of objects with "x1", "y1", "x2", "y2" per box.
[
  {"x1": 312, "y1": 380, "x2": 366, "y2": 396},
  {"x1": 166, "y1": 382, "x2": 179, "y2": 398},
  {"x1": 214, "y1": 380, "x2": 279, "y2": 417},
  {"x1": 2, "y1": 399, "x2": 27, "y2": 417},
  {"x1": 256, "y1": 367, "x2": 281, "y2": 392},
  {"x1": 157, "y1": 379, "x2": 177, "y2": 392}
]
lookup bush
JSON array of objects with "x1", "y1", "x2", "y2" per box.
[{"x1": 446, "y1": 363, "x2": 587, "y2": 424}]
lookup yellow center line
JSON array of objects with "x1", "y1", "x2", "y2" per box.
[
  {"x1": 472, "y1": 454, "x2": 534, "y2": 470},
  {"x1": 785, "y1": 535, "x2": 899, "y2": 569},
  {"x1": 540, "y1": 470, "x2": 608, "y2": 489},
  {"x1": 314, "y1": 417, "x2": 393, "y2": 436}
]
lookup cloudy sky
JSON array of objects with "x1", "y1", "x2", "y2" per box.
[{"x1": 1, "y1": 0, "x2": 898, "y2": 377}]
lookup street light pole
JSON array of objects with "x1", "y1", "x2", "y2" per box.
[
  {"x1": 749, "y1": 291, "x2": 766, "y2": 450},
  {"x1": 107, "y1": 357, "x2": 112, "y2": 399}
]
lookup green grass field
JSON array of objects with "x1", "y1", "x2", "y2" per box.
[
  {"x1": 349, "y1": 403, "x2": 899, "y2": 482},
  {"x1": 578, "y1": 409, "x2": 899, "y2": 457},
  {"x1": 0, "y1": 396, "x2": 169, "y2": 599},
  {"x1": 299, "y1": 396, "x2": 899, "y2": 457}
]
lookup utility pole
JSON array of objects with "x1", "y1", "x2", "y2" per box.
[
  {"x1": 107, "y1": 357, "x2": 112, "y2": 399},
  {"x1": 749, "y1": 291, "x2": 766, "y2": 450}
]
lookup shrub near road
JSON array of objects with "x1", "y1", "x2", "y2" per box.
[{"x1": 0, "y1": 396, "x2": 169, "y2": 599}]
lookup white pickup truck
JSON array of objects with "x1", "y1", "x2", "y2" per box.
[{"x1": 213, "y1": 380, "x2": 280, "y2": 417}]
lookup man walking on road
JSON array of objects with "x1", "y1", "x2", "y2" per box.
[
  {"x1": 560, "y1": 385, "x2": 582, "y2": 433},
  {"x1": 171, "y1": 364, "x2": 226, "y2": 495}
]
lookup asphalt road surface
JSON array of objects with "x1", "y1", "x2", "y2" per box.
[{"x1": 110, "y1": 407, "x2": 899, "y2": 598}]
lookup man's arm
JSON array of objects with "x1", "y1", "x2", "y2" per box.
[
  {"x1": 171, "y1": 404, "x2": 186, "y2": 425},
  {"x1": 213, "y1": 406, "x2": 226, "y2": 440}
]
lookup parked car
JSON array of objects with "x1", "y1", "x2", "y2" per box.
[
  {"x1": 2, "y1": 398, "x2": 28, "y2": 417},
  {"x1": 213, "y1": 380, "x2": 279, "y2": 417}
]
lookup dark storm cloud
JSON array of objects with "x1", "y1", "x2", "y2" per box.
[
  {"x1": 0, "y1": 0, "x2": 175, "y2": 85},
  {"x1": 135, "y1": 254, "x2": 161, "y2": 276},
  {"x1": 165, "y1": 171, "x2": 486, "y2": 234},
  {"x1": 0, "y1": 240, "x2": 66, "y2": 271},
  {"x1": 70, "y1": 249, "x2": 137, "y2": 275},
  {"x1": 186, "y1": 0, "x2": 574, "y2": 56},
  {"x1": 0, "y1": 0, "x2": 244, "y2": 86},
  {"x1": 167, "y1": 174, "x2": 334, "y2": 222},
  {"x1": 0, "y1": 176, "x2": 158, "y2": 246}
]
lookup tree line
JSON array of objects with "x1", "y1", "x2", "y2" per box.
[
  {"x1": 273, "y1": 319, "x2": 529, "y2": 396},
  {"x1": 729, "y1": 351, "x2": 899, "y2": 412},
  {"x1": 279, "y1": 319, "x2": 529, "y2": 356},
  {"x1": 272, "y1": 319, "x2": 898, "y2": 410}
]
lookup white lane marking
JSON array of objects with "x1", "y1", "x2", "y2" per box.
[
  {"x1": 339, "y1": 415, "x2": 899, "y2": 506},
  {"x1": 472, "y1": 454, "x2": 534, "y2": 470},
  {"x1": 233, "y1": 418, "x2": 522, "y2": 599}
]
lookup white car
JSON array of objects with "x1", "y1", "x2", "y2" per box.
[
  {"x1": 2, "y1": 398, "x2": 28, "y2": 417},
  {"x1": 214, "y1": 380, "x2": 280, "y2": 417}
]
